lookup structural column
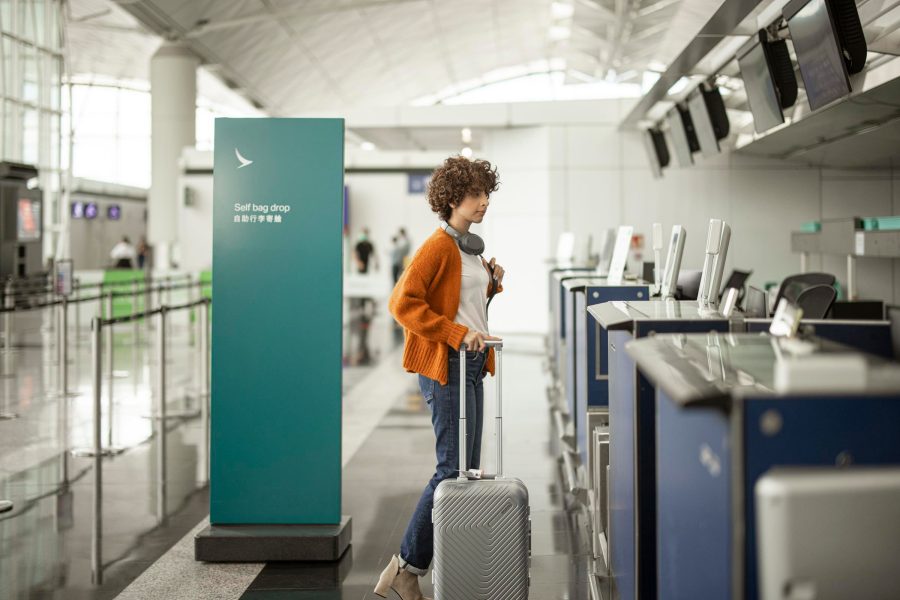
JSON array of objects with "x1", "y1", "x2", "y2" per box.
[{"x1": 149, "y1": 42, "x2": 198, "y2": 271}]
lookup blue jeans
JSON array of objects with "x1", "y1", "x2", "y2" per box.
[{"x1": 399, "y1": 349, "x2": 486, "y2": 575}]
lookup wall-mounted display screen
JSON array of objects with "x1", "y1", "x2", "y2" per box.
[
  {"x1": 84, "y1": 202, "x2": 98, "y2": 219},
  {"x1": 784, "y1": 0, "x2": 851, "y2": 110},
  {"x1": 666, "y1": 108, "x2": 694, "y2": 167},
  {"x1": 687, "y1": 91, "x2": 720, "y2": 158},
  {"x1": 737, "y1": 36, "x2": 785, "y2": 133},
  {"x1": 17, "y1": 199, "x2": 41, "y2": 241},
  {"x1": 642, "y1": 129, "x2": 669, "y2": 178},
  {"x1": 71, "y1": 201, "x2": 85, "y2": 219},
  {"x1": 107, "y1": 204, "x2": 121, "y2": 220}
]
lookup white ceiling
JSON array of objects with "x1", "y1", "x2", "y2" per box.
[{"x1": 65, "y1": 0, "x2": 720, "y2": 114}]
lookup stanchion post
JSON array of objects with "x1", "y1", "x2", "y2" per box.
[
  {"x1": 132, "y1": 280, "x2": 139, "y2": 344},
  {"x1": 200, "y1": 299, "x2": 210, "y2": 483},
  {"x1": 105, "y1": 293, "x2": 115, "y2": 446},
  {"x1": 156, "y1": 280, "x2": 164, "y2": 314},
  {"x1": 157, "y1": 307, "x2": 168, "y2": 523},
  {"x1": 59, "y1": 298, "x2": 69, "y2": 396},
  {"x1": 90, "y1": 317, "x2": 103, "y2": 585},
  {"x1": 74, "y1": 279, "x2": 81, "y2": 337},
  {"x1": 3, "y1": 279, "x2": 13, "y2": 353},
  {"x1": 189, "y1": 275, "x2": 197, "y2": 347}
]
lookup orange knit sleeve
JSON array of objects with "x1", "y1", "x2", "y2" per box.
[{"x1": 389, "y1": 253, "x2": 468, "y2": 350}]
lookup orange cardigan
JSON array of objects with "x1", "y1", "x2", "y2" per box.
[{"x1": 388, "y1": 228, "x2": 501, "y2": 385}]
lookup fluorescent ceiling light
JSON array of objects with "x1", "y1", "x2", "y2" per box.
[
  {"x1": 360, "y1": 141, "x2": 376, "y2": 151},
  {"x1": 552, "y1": 1, "x2": 575, "y2": 19},
  {"x1": 548, "y1": 25, "x2": 571, "y2": 41},
  {"x1": 666, "y1": 77, "x2": 689, "y2": 95},
  {"x1": 461, "y1": 127, "x2": 472, "y2": 143},
  {"x1": 461, "y1": 146, "x2": 473, "y2": 158}
]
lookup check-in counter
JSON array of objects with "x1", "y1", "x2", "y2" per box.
[
  {"x1": 588, "y1": 300, "x2": 736, "y2": 600},
  {"x1": 626, "y1": 332, "x2": 900, "y2": 600},
  {"x1": 744, "y1": 318, "x2": 894, "y2": 359},
  {"x1": 563, "y1": 279, "x2": 649, "y2": 464},
  {"x1": 549, "y1": 267, "x2": 599, "y2": 380}
]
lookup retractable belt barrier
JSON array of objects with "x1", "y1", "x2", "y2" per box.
[{"x1": 65, "y1": 297, "x2": 212, "y2": 586}]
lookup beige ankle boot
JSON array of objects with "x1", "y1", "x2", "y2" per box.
[{"x1": 373, "y1": 555, "x2": 432, "y2": 600}]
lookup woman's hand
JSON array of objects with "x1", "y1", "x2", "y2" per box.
[
  {"x1": 462, "y1": 330, "x2": 501, "y2": 352},
  {"x1": 482, "y1": 257, "x2": 505, "y2": 286}
]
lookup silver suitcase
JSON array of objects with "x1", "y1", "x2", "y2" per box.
[{"x1": 432, "y1": 341, "x2": 531, "y2": 600}]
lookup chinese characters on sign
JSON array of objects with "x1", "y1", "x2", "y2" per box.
[{"x1": 232, "y1": 202, "x2": 291, "y2": 224}]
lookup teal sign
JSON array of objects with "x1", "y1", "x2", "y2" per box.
[{"x1": 211, "y1": 118, "x2": 344, "y2": 524}]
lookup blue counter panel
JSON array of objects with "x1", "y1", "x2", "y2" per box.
[
  {"x1": 608, "y1": 319, "x2": 729, "y2": 600},
  {"x1": 573, "y1": 283, "x2": 648, "y2": 465},
  {"x1": 608, "y1": 329, "x2": 637, "y2": 600},
  {"x1": 742, "y1": 395, "x2": 900, "y2": 600},
  {"x1": 656, "y1": 388, "x2": 731, "y2": 600}
]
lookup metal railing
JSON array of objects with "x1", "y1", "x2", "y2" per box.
[
  {"x1": 0, "y1": 280, "x2": 212, "y2": 585},
  {"x1": 1, "y1": 272, "x2": 196, "y2": 303},
  {"x1": 72, "y1": 297, "x2": 211, "y2": 585}
]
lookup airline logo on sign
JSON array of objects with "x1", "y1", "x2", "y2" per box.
[{"x1": 235, "y1": 148, "x2": 253, "y2": 169}]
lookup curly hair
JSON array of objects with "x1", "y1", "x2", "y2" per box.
[{"x1": 426, "y1": 156, "x2": 500, "y2": 221}]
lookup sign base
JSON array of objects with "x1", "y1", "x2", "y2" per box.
[{"x1": 194, "y1": 516, "x2": 351, "y2": 562}]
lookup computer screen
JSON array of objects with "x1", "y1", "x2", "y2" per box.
[
  {"x1": 722, "y1": 269, "x2": 753, "y2": 297},
  {"x1": 737, "y1": 36, "x2": 785, "y2": 133},
  {"x1": 642, "y1": 129, "x2": 669, "y2": 178},
  {"x1": 784, "y1": 0, "x2": 851, "y2": 110},
  {"x1": 17, "y1": 199, "x2": 40, "y2": 241},
  {"x1": 687, "y1": 91, "x2": 720, "y2": 158}
]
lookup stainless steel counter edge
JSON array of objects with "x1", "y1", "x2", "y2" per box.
[{"x1": 622, "y1": 336, "x2": 732, "y2": 409}]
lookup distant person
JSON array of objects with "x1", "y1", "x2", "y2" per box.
[
  {"x1": 391, "y1": 228, "x2": 411, "y2": 283},
  {"x1": 390, "y1": 236, "x2": 404, "y2": 284},
  {"x1": 397, "y1": 227, "x2": 411, "y2": 258},
  {"x1": 110, "y1": 236, "x2": 136, "y2": 269},
  {"x1": 136, "y1": 237, "x2": 150, "y2": 270},
  {"x1": 354, "y1": 228, "x2": 378, "y2": 274}
]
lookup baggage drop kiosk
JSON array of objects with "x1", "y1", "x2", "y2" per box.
[
  {"x1": 197, "y1": 118, "x2": 349, "y2": 562},
  {"x1": 563, "y1": 278, "x2": 649, "y2": 466},
  {"x1": 551, "y1": 268, "x2": 600, "y2": 382},
  {"x1": 626, "y1": 333, "x2": 900, "y2": 600},
  {"x1": 588, "y1": 300, "x2": 736, "y2": 600}
]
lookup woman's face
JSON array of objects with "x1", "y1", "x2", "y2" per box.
[{"x1": 452, "y1": 191, "x2": 489, "y2": 224}]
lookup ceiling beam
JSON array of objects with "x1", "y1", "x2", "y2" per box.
[
  {"x1": 619, "y1": 0, "x2": 764, "y2": 129},
  {"x1": 184, "y1": 0, "x2": 427, "y2": 38}
]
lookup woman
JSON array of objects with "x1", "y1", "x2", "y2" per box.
[{"x1": 375, "y1": 156, "x2": 505, "y2": 600}]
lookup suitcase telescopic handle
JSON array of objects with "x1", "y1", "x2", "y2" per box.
[{"x1": 458, "y1": 340, "x2": 504, "y2": 481}]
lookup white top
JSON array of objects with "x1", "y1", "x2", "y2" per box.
[
  {"x1": 110, "y1": 242, "x2": 136, "y2": 261},
  {"x1": 454, "y1": 247, "x2": 490, "y2": 334}
]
